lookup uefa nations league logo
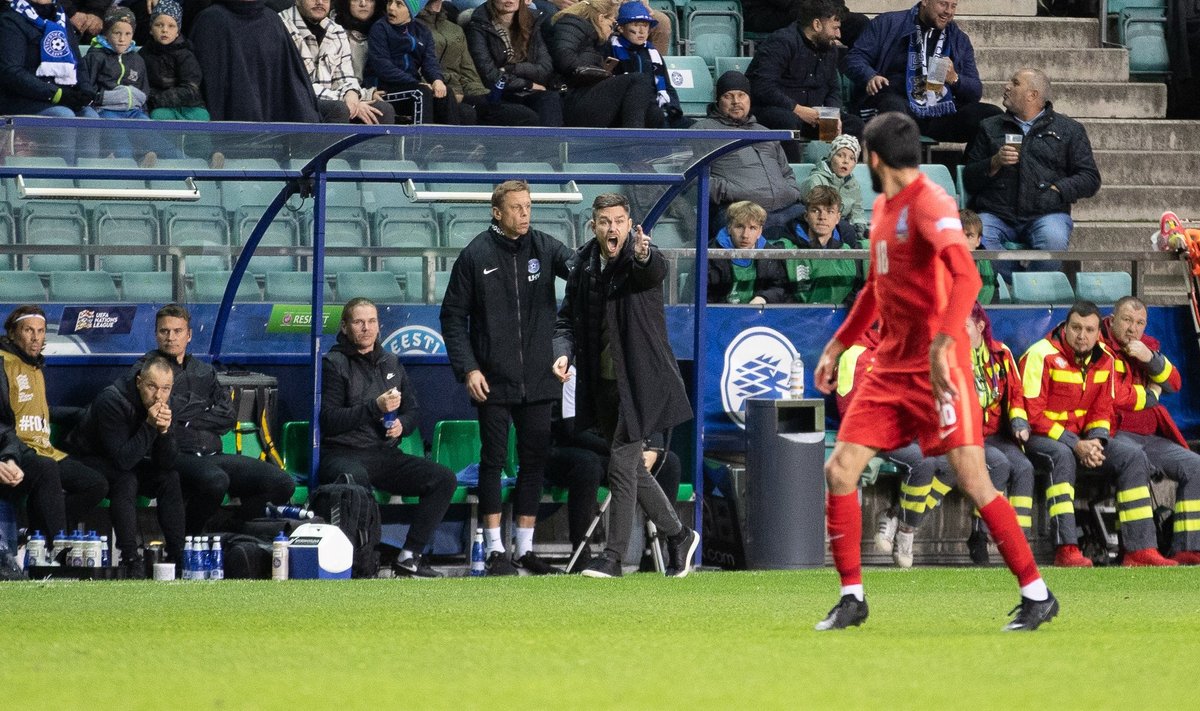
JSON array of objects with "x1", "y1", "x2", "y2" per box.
[{"x1": 720, "y1": 327, "x2": 798, "y2": 429}]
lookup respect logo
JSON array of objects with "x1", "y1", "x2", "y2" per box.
[{"x1": 266, "y1": 305, "x2": 339, "y2": 334}]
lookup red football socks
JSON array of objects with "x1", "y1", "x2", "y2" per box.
[
  {"x1": 981, "y1": 496, "x2": 1041, "y2": 586},
  {"x1": 827, "y1": 491, "x2": 862, "y2": 586}
]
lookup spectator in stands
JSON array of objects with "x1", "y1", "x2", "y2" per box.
[
  {"x1": 549, "y1": 0, "x2": 663, "y2": 128},
  {"x1": 744, "y1": 0, "x2": 868, "y2": 49},
  {"x1": 962, "y1": 68, "x2": 1101, "y2": 282},
  {"x1": 746, "y1": 0, "x2": 863, "y2": 159},
  {"x1": 605, "y1": 2, "x2": 688, "y2": 128},
  {"x1": 331, "y1": 0, "x2": 381, "y2": 80},
  {"x1": 530, "y1": 0, "x2": 673, "y2": 52},
  {"x1": 281, "y1": 0, "x2": 396, "y2": 124},
  {"x1": 62, "y1": 0, "x2": 109, "y2": 43},
  {"x1": 0, "y1": 306, "x2": 108, "y2": 537},
  {"x1": 369, "y1": 0, "x2": 461, "y2": 124},
  {"x1": 960, "y1": 208, "x2": 994, "y2": 304},
  {"x1": 844, "y1": 0, "x2": 999, "y2": 143},
  {"x1": 1102, "y1": 296, "x2": 1200, "y2": 565},
  {"x1": 465, "y1": 0, "x2": 563, "y2": 127},
  {"x1": 553, "y1": 192, "x2": 699, "y2": 578},
  {"x1": 319, "y1": 298, "x2": 457, "y2": 578},
  {"x1": 798, "y1": 133, "x2": 868, "y2": 243},
  {"x1": 440, "y1": 180, "x2": 573, "y2": 575},
  {"x1": 141, "y1": 0, "x2": 210, "y2": 122},
  {"x1": 64, "y1": 357, "x2": 186, "y2": 578},
  {"x1": 191, "y1": 0, "x2": 321, "y2": 122},
  {"x1": 780, "y1": 185, "x2": 859, "y2": 304},
  {"x1": 129, "y1": 304, "x2": 296, "y2": 535},
  {"x1": 0, "y1": 0, "x2": 101, "y2": 163},
  {"x1": 691, "y1": 70, "x2": 805, "y2": 238},
  {"x1": 695, "y1": 200, "x2": 791, "y2": 305},
  {"x1": 1019, "y1": 300, "x2": 1174, "y2": 567},
  {"x1": 418, "y1": 0, "x2": 540, "y2": 124}
]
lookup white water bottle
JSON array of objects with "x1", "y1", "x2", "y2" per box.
[
  {"x1": 25, "y1": 530, "x2": 45, "y2": 569},
  {"x1": 183, "y1": 536, "x2": 194, "y2": 580},
  {"x1": 272, "y1": 532, "x2": 289, "y2": 581},
  {"x1": 210, "y1": 537, "x2": 224, "y2": 581},
  {"x1": 789, "y1": 356, "x2": 805, "y2": 399}
]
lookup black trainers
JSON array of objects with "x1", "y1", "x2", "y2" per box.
[
  {"x1": 485, "y1": 550, "x2": 518, "y2": 576},
  {"x1": 1003, "y1": 591, "x2": 1059, "y2": 631},
  {"x1": 665, "y1": 526, "x2": 700, "y2": 578},
  {"x1": 513, "y1": 551, "x2": 562, "y2": 575},
  {"x1": 392, "y1": 554, "x2": 441, "y2": 579},
  {"x1": 814, "y1": 594, "x2": 869, "y2": 631},
  {"x1": 567, "y1": 545, "x2": 594, "y2": 574},
  {"x1": 968, "y1": 530, "x2": 990, "y2": 565},
  {"x1": 580, "y1": 551, "x2": 622, "y2": 578}
]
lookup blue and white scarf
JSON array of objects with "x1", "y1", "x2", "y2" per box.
[
  {"x1": 608, "y1": 35, "x2": 670, "y2": 108},
  {"x1": 717, "y1": 228, "x2": 766, "y2": 267},
  {"x1": 905, "y1": 26, "x2": 954, "y2": 119},
  {"x1": 14, "y1": 0, "x2": 77, "y2": 86}
]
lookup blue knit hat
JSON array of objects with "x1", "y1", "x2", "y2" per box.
[{"x1": 616, "y1": 1, "x2": 657, "y2": 27}]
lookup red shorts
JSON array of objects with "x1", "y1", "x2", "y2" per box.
[{"x1": 838, "y1": 364, "x2": 983, "y2": 457}]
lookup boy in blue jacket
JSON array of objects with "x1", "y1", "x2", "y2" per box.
[
  {"x1": 606, "y1": 1, "x2": 689, "y2": 128},
  {"x1": 368, "y1": 0, "x2": 459, "y2": 124}
]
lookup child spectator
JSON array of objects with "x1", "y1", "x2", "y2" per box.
[
  {"x1": 82, "y1": 7, "x2": 161, "y2": 163},
  {"x1": 781, "y1": 185, "x2": 859, "y2": 304},
  {"x1": 141, "y1": 0, "x2": 209, "y2": 122},
  {"x1": 695, "y1": 200, "x2": 790, "y2": 305},
  {"x1": 799, "y1": 133, "x2": 868, "y2": 244},
  {"x1": 606, "y1": 1, "x2": 688, "y2": 128},
  {"x1": 368, "y1": 0, "x2": 455, "y2": 124},
  {"x1": 961, "y1": 208, "x2": 995, "y2": 304}
]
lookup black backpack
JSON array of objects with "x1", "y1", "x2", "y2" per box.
[
  {"x1": 221, "y1": 533, "x2": 274, "y2": 579},
  {"x1": 308, "y1": 476, "x2": 381, "y2": 578}
]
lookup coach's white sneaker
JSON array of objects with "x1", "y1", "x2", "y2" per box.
[
  {"x1": 874, "y1": 511, "x2": 899, "y2": 554},
  {"x1": 893, "y1": 528, "x2": 914, "y2": 569}
]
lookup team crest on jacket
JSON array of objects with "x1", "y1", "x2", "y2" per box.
[
  {"x1": 720, "y1": 327, "x2": 798, "y2": 429},
  {"x1": 528, "y1": 258, "x2": 541, "y2": 282},
  {"x1": 896, "y1": 207, "x2": 910, "y2": 242}
]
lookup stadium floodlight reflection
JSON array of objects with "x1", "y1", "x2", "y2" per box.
[
  {"x1": 15, "y1": 174, "x2": 201, "y2": 202},
  {"x1": 401, "y1": 178, "x2": 583, "y2": 204}
]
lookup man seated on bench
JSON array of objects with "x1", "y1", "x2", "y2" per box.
[
  {"x1": 129, "y1": 304, "x2": 295, "y2": 534},
  {"x1": 319, "y1": 297, "x2": 457, "y2": 578}
]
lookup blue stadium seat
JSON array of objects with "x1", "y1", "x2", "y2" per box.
[
  {"x1": 1011, "y1": 271, "x2": 1075, "y2": 304},
  {"x1": 92, "y1": 202, "x2": 159, "y2": 273},
  {"x1": 1076, "y1": 271, "x2": 1132, "y2": 303},
  {"x1": 337, "y1": 271, "x2": 404, "y2": 303},
  {"x1": 189, "y1": 271, "x2": 261, "y2": 302},
  {"x1": 921, "y1": 164, "x2": 958, "y2": 204},
  {"x1": 21, "y1": 202, "x2": 88, "y2": 272},
  {"x1": 801, "y1": 141, "x2": 832, "y2": 164},
  {"x1": 313, "y1": 206, "x2": 371, "y2": 273},
  {"x1": 791, "y1": 163, "x2": 815, "y2": 187},
  {"x1": 49, "y1": 271, "x2": 119, "y2": 302},
  {"x1": 0, "y1": 271, "x2": 46, "y2": 301},
  {"x1": 264, "y1": 271, "x2": 335, "y2": 302},
  {"x1": 121, "y1": 271, "x2": 175, "y2": 303},
  {"x1": 665, "y1": 56, "x2": 715, "y2": 117},
  {"x1": 714, "y1": 56, "x2": 750, "y2": 77}
]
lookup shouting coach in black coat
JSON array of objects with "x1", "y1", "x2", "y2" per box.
[{"x1": 553, "y1": 192, "x2": 698, "y2": 579}]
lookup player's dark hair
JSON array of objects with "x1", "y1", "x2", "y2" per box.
[
  {"x1": 1113, "y1": 295, "x2": 1145, "y2": 315},
  {"x1": 139, "y1": 355, "x2": 174, "y2": 379},
  {"x1": 1068, "y1": 300, "x2": 1101, "y2": 321},
  {"x1": 4, "y1": 304, "x2": 46, "y2": 333},
  {"x1": 340, "y1": 297, "x2": 377, "y2": 325},
  {"x1": 805, "y1": 185, "x2": 842, "y2": 210},
  {"x1": 862, "y1": 112, "x2": 922, "y2": 169},
  {"x1": 959, "y1": 209, "x2": 983, "y2": 233},
  {"x1": 155, "y1": 303, "x2": 191, "y2": 326},
  {"x1": 592, "y1": 192, "x2": 630, "y2": 217},
  {"x1": 799, "y1": 0, "x2": 843, "y2": 26},
  {"x1": 491, "y1": 180, "x2": 530, "y2": 209}
]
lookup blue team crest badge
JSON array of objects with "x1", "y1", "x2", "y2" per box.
[
  {"x1": 896, "y1": 206, "x2": 910, "y2": 242},
  {"x1": 43, "y1": 30, "x2": 70, "y2": 59},
  {"x1": 720, "y1": 327, "x2": 798, "y2": 429},
  {"x1": 527, "y1": 258, "x2": 541, "y2": 282}
]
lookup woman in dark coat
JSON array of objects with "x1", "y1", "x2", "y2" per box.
[{"x1": 465, "y1": 0, "x2": 562, "y2": 126}]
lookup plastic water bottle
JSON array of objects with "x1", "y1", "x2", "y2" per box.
[
  {"x1": 266, "y1": 504, "x2": 315, "y2": 520},
  {"x1": 487, "y1": 73, "x2": 507, "y2": 104},
  {"x1": 272, "y1": 532, "x2": 289, "y2": 581},
  {"x1": 51, "y1": 530, "x2": 67, "y2": 566},
  {"x1": 69, "y1": 530, "x2": 84, "y2": 567},
  {"x1": 100, "y1": 536, "x2": 110, "y2": 567},
  {"x1": 470, "y1": 528, "x2": 486, "y2": 577},
  {"x1": 383, "y1": 411, "x2": 398, "y2": 430},
  {"x1": 198, "y1": 536, "x2": 211, "y2": 580},
  {"x1": 789, "y1": 356, "x2": 805, "y2": 399},
  {"x1": 85, "y1": 531, "x2": 100, "y2": 568},
  {"x1": 210, "y1": 537, "x2": 224, "y2": 581},
  {"x1": 183, "y1": 536, "x2": 195, "y2": 580},
  {"x1": 25, "y1": 530, "x2": 45, "y2": 569}
]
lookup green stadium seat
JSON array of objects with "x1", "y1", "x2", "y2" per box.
[
  {"x1": 375, "y1": 206, "x2": 439, "y2": 275},
  {"x1": 232, "y1": 205, "x2": 303, "y2": 274},
  {"x1": 285, "y1": 158, "x2": 361, "y2": 209},
  {"x1": 956, "y1": 164, "x2": 971, "y2": 208},
  {"x1": 431, "y1": 419, "x2": 481, "y2": 474},
  {"x1": 996, "y1": 275, "x2": 1012, "y2": 304},
  {"x1": 443, "y1": 205, "x2": 495, "y2": 249},
  {"x1": 404, "y1": 270, "x2": 426, "y2": 303},
  {"x1": 337, "y1": 271, "x2": 404, "y2": 303},
  {"x1": 921, "y1": 164, "x2": 958, "y2": 204},
  {"x1": 1076, "y1": 271, "x2": 1132, "y2": 303},
  {"x1": 315, "y1": 207, "x2": 371, "y2": 273},
  {"x1": 790, "y1": 163, "x2": 815, "y2": 187},
  {"x1": 92, "y1": 202, "x2": 159, "y2": 273},
  {"x1": 189, "y1": 270, "x2": 261, "y2": 302},
  {"x1": 683, "y1": 1, "x2": 743, "y2": 65},
  {"x1": 48, "y1": 271, "x2": 119, "y2": 302},
  {"x1": 359, "y1": 159, "x2": 422, "y2": 213},
  {"x1": 714, "y1": 56, "x2": 750, "y2": 77},
  {"x1": 2, "y1": 156, "x2": 71, "y2": 213},
  {"x1": 853, "y1": 164, "x2": 881, "y2": 219},
  {"x1": 1011, "y1": 271, "x2": 1075, "y2": 304},
  {"x1": 1123, "y1": 12, "x2": 1169, "y2": 76},
  {"x1": 0, "y1": 271, "x2": 45, "y2": 301},
  {"x1": 264, "y1": 271, "x2": 335, "y2": 302},
  {"x1": 432, "y1": 270, "x2": 451, "y2": 303},
  {"x1": 121, "y1": 271, "x2": 175, "y2": 302},
  {"x1": 666, "y1": 55, "x2": 715, "y2": 117},
  {"x1": 161, "y1": 204, "x2": 232, "y2": 272},
  {"x1": 220, "y1": 158, "x2": 287, "y2": 212},
  {"x1": 647, "y1": 0, "x2": 680, "y2": 52},
  {"x1": 0, "y1": 204, "x2": 14, "y2": 271},
  {"x1": 21, "y1": 202, "x2": 88, "y2": 272},
  {"x1": 801, "y1": 142, "x2": 832, "y2": 164}
]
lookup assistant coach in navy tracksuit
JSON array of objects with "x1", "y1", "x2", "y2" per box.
[{"x1": 440, "y1": 179, "x2": 572, "y2": 575}]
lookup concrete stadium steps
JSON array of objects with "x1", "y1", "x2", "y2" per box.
[
  {"x1": 1081, "y1": 119, "x2": 1200, "y2": 151},
  {"x1": 1070, "y1": 222, "x2": 1192, "y2": 304},
  {"x1": 974, "y1": 48, "x2": 1128, "y2": 83},
  {"x1": 1073, "y1": 186, "x2": 1200, "y2": 222},
  {"x1": 956, "y1": 17, "x2": 1098, "y2": 47},
  {"x1": 1093, "y1": 150, "x2": 1200, "y2": 185},
  {"x1": 855, "y1": 0, "x2": 1036, "y2": 16},
  {"x1": 980, "y1": 80, "x2": 1165, "y2": 118}
]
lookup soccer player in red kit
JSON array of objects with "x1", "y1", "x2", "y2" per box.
[{"x1": 811, "y1": 113, "x2": 1058, "y2": 632}]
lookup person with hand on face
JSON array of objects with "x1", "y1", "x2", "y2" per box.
[
  {"x1": 697, "y1": 200, "x2": 791, "y2": 305},
  {"x1": 65, "y1": 358, "x2": 186, "y2": 577},
  {"x1": 440, "y1": 180, "x2": 573, "y2": 575},
  {"x1": 553, "y1": 193, "x2": 699, "y2": 579},
  {"x1": 319, "y1": 298, "x2": 457, "y2": 578}
]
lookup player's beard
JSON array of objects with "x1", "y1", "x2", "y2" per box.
[{"x1": 869, "y1": 164, "x2": 883, "y2": 194}]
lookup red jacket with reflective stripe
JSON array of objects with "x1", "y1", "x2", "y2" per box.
[
  {"x1": 1019, "y1": 323, "x2": 1115, "y2": 449},
  {"x1": 1100, "y1": 316, "x2": 1186, "y2": 447}
]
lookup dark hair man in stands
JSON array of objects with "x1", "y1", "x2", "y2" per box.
[
  {"x1": 130, "y1": 304, "x2": 295, "y2": 534},
  {"x1": 65, "y1": 357, "x2": 186, "y2": 577},
  {"x1": 440, "y1": 179, "x2": 573, "y2": 575},
  {"x1": 0, "y1": 305, "x2": 107, "y2": 535},
  {"x1": 962, "y1": 68, "x2": 1100, "y2": 283},
  {"x1": 845, "y1": 0, "x2": 999, "y2": 143},
  {"x1": 746, "y1": 0, "x2": 863, "y2": 153},
  {"x1": 1102, "y1": 296, "x2": 1200, "y2": 565},
  {"x1": 743, "y1": 0, "x2": 868, "y2": 50},
  {"x1": 1019, "y1": 300, "x2": 1174, "y2": 568},
  {"x1": 319, "y1": 297, "x2": 457, "y2": 577},
  {"x1": 552, "y1": 193, "x2": 699, "y2": 579},
  {"x1": 692, "y1": 70, "x2": 805, "y2": 239}
]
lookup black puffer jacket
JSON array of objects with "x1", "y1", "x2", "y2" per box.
[
  {"x1": 65, "y1": 376, "x2": 178, "y2": 472},
  {"x1": 141, "y1": 36, "x2": 206, "y2": 110},
  {"x1": 746, "y1": 22, "x2": 841, "y2": 112},
  {"x1": 0, "y1": 1, "x2": 94, "y2": 115},
  {"x1": 466, "y1": 8, "x2": 557, "y2": 94},
  {"x1": 127, "y1": 351, "x2": 235, "y2": 456},
  {"x1": 440, "y1": 223, "x2": 573, "y2": 404},
  {"x1": 320, "y1": 333, "x2": 418, "y2": 451},
  {"x1": 549, "y1": 14, "x2": 607, "y2": 88},
  {"x1": 962, "y1": 102, "x2": 1101, "y2": 224}
]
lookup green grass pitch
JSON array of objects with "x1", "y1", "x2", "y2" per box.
[{"x1": 3, "y1": 567, "x2": 1200, "y2": 709}]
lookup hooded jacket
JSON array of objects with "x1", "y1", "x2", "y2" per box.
[
  {"x1": 320, "y1": 332, "x2": 418, "y2": 451},
  {"x1": 691, "y1": 107, "x2": 803, "y2": 210},
  {"x1": 798, "y1": 158, "x2": 868, "y2": 238},
  {"x1": 419, "y1": 5, "x2": 485, "y2": 98},
  {"x1": 1099, "y1": 316, "x2": 1187, "y2": 447},
  {"x1": 65, "y1": 375, "x2": 178, "y2": 471},
  {"x1": 440, "y1": 222, "x2": 573, "y2": 405},
  {"x1": 1019, "y1": 322, "x2": 1115, "y2": 449},
  {"x1": 82, "y1": 36, "x2": 150, "y2": 111},
  {"x1": 466, "y1": 7, "x2": 557, "y2": 94},
  {"x1": 698, "y1": 232, "x2": 791, "y2": 305},
  {"x1": 141, "y1": 35, "x2": 206, "y2": 110},
  {"x1": 127, "y1": 350, "x2": 236, "y2": 456},
  {"x1": 367, "y1": 14, "x2": 442, "y2": 89},
  {"x1": 781, "y1": 216, "x2": 859, "y2": 305},
  {"x1": 0, "y1": 0, "x2": 94, "y2": 115}
]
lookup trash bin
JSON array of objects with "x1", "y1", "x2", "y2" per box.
[{"x1": 744, "y1": 398, "x2": 826, "y2": 569}]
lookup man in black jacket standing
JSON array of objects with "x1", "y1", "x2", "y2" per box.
[
  {"x1": 320, "y1": 298, "x2": 457, "y2": 578},
  {"x1": 440, "y1": 179, "x2": 573, "y2": 575},
  {"x1": 130, "y1": 304, "x2": 296, "y2": 534},
  {"x1": 553, "y1": 193, "x2": 699, "y2": 578},
  {"x1": 66, "y1": 357, "x2": 185, "y2": 576}
]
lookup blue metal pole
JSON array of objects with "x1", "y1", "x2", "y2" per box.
[
  {"x1": 691, "y1": 166, "x2": 711, "y2": 566},
  {"x1": 309, "y1": 167, "x2": 328, "y2": 492}
]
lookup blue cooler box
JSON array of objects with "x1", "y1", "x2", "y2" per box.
[{"x1": 288, "y1": 523, "x2": 353, "y2": 579}]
